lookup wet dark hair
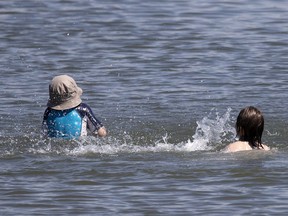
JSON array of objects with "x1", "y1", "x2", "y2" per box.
[{"x1": 236, "y1": 106, "x2": 264, "y2": 149}]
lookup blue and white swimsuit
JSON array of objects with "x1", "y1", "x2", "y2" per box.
[{"x1": 42, "y1": 103, "x2": 104, "y2": 138}]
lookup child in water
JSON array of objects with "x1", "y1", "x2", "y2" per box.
[
  {"x1": 42, "y1": 75, "x2": 107, "y2": 138},
  {"x1": 224, "y1": 106, "x2": 269, "y2": 152}
]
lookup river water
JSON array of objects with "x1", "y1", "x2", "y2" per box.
[{"x1": 1, "y1": 0, "x2": 288, "y2": 215}]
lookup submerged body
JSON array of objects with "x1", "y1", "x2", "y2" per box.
[{"x1": 43, "y1": 103, "x2": 106, "y2": 138}]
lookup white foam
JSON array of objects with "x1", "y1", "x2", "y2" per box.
[
  {"x1": 63, "y1": 108, "x2": 236, "y2": 155},
  {"x1": 184, "y1": 107, "x2": 235, "y2": 151},
  {"x1": 0, "y1": 108, "x2": 236, "y2": 157}
]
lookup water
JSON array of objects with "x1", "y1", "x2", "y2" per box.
[{"x1": 1, "y1": 0, "x2": 288, "y2": 215}]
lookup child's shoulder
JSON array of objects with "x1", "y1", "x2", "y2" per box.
[
  {"x1": 77, "y1": 102, "x2": 90, "y2": 109},
  {"x1": 223, "y1": 141, "x2": 270, "y2": 153},
  {"x1": 80, "y1": 102, "x2": 93, "y2": 107},
  {"x1": 223, "y1": 141, "x2": 252, "y2": 153},
  {"x1": 75, "y1": 103, "x2": 94, "y2": 114}
]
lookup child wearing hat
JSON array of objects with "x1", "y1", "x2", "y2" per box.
[{"x1": 42, "y1": 75, "x2": 107, "y2": 138}]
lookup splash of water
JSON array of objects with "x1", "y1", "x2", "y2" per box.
[
  {"x1": 184, "y1": 107, "x2": 235, "y2": 151},
  {"x1": 0, "y1": 108, "x2": 236, "y2": 157},
  {"x1": 66, "y1": 133, "x2": 182, "y2": 156},
  {"x1": 66, "y1": 108, "x2": 235, "y2": 155}
]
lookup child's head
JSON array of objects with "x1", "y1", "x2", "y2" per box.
[
  {"x1": 47, "y1": 75, "x2": 82, "y2": 110},
  {"x1": 236, "y1": 106, "x2": 264, "y2": 148}
]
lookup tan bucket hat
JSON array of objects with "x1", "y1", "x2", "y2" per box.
[{"x1": 47, "y1": 75, "x2": 83, "y2": 110}]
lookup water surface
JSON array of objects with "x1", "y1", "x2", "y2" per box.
[{"x1": 1, "y1": 0, "x2": 288, "y2": 215}]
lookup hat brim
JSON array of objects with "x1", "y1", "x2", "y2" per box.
[{"x1": 47, "y1": 87, "x2": 83, "y2": 110}]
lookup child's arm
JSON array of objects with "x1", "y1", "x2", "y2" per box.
[{"x1": 79, "y1": 103, "x2": 107, "y2": 137}]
